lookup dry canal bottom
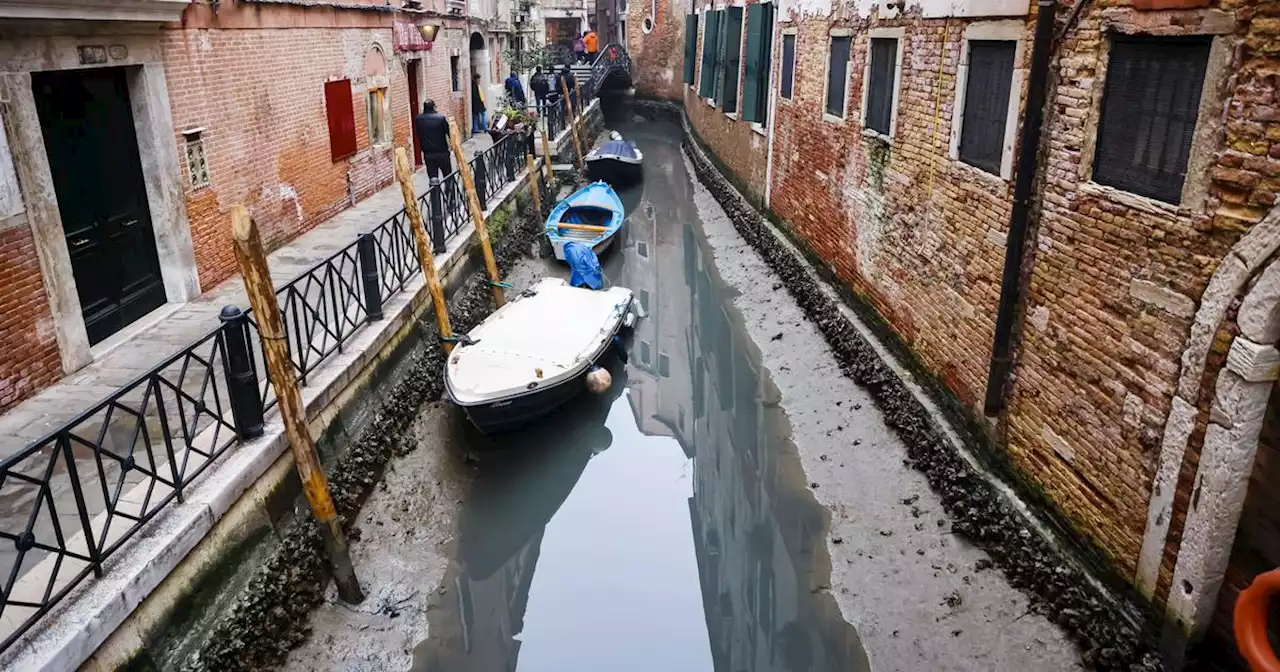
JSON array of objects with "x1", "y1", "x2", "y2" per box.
[{"x1": 285, "y1": 118, "x2": 1080, "y2": 672}]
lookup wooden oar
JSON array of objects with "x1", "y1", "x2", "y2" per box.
[{"x1": 556, "y1": 223, "x2": 610, "y2": 233}]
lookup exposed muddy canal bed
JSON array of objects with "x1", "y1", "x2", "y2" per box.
[
  {"x1": 287, "y1": 120, "x2": 1082, "y2": 672},
  {"x1": 412, "y1": 124, "x2": 866, "y2": 672}
]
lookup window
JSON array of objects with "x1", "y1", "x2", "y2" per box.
[
  {"x1": 825, "y1": 36, "x2": 851, "y2": 117},
  {"x1": 719, "y1": 6, "x2": 744, "y2": 113},
  {"x1": 638, "y1": 240, "x2": 649, "y2": 257},
  {"x1": 780, "y1": 33, "x2": 795, "y2": 100},
  {"x1": 658, "y1": 353, "x2": 670, "y2": 377},
  {"x1": 684, "y1": 14, "x2": 699, "y2": 84},
  {"x1": 741, "y1": 2, "x2": 775, "y2": 124},
  {"x1": 958, "y1": 40, "x2": 1016, "y2": 175},
  {"x1": 324, "y1": 79, "x2": 357, "y2": 161},
  {"x1": 640, "y1": 340, "x2": 652, "y2": 365},
  {"x1": 183, "y1": 129, "x2": 210, "y2": 189},
  {"x1": 1094, "y1": 35, "x2": 1210, "y2": 203},
  {"x1": 367, "y1": 87, "x2": 390, "y2": 144},
  {"x1": 864, "y1": 37, "x2": 898, "y2": 135},
  {"x1": 640, "y1": 289, "x2": 650, "y2": 313},
  {"x1": 450, "y1": 55, "x2": 461, "y2": 92},
  {"x1": 699, "y1": 10, "x2": 722, "y2": 99}
]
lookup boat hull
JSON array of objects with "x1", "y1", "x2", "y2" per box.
[
  {"x1": 586, "y1": 156, "x2": 642, "y2": 186},
  {"x1": 455, "y1": 373, "x2": 587, "y2": 435},
  {"x1": 551, "y1": 232, "x2": 617, "y2": 261}
]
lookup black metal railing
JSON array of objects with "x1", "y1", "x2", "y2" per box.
[{"x1": 0, "y1": 132, "x2": 535, "y2": 654}]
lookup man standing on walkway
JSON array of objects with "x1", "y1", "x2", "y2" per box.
[
  {"x1": 559, "y1": 65, "x2": 577, "y2": 115},
  {"x1": 504, "y1": 70, "x2": 527, "y2": 106},
  {"x1": 531, "y1": 66, "x2": 551, "y2": 115},
  {"x1": 471, "y1": 73, "x2": 487, "y2": 135},
  {"x1": 413, "y1": 100, "x2": 451, "y2": 179},
  {"x1": 584, "y1": 28, "x2": 599, "y2": 62}
]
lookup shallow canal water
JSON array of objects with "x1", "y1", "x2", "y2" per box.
[{"x1": 411, "y1": 122, "x2": 869, "y2": 672}]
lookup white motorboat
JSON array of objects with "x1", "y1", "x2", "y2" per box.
[{"x1": 444, "y1": 277, "x2": 636, "y2": 434}]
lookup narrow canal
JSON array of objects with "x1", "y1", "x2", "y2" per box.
[{"x1": 409, "y1": 121, "x2": 869, "y2": 671}]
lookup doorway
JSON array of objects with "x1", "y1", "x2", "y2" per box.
[
  {"x1": 33, "y1": 67, "x2": 166, "y2": 346},
  {"x1": 408, "y1": 59, "x2": 422, "y2": 166}
]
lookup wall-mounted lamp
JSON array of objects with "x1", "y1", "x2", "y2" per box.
[{"x1": 417, "y1": 24, "x2": 440, "y2": 42}]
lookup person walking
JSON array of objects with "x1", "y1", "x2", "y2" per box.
[
  {"x1": 470, "y1": 73, "x2": 487, "y2": 135},
  {"x1": 504, "y1": 70, "x2": 527, "y2": 106},
  {"x1": 584, "y1": 29, "x2": 599, "y2": 62},
  {"x1": 531, "y1": 66, "x2": 551, "y2": 115},
  {"x1": 413, "y1": 100, "x2": 452, "y2": 179},
  {"x1": 573, "y1": 33, "x2": 586, "y2": 64},
  {"x1": 559, "y1": 64, "x2": 577, "y2": 115}
]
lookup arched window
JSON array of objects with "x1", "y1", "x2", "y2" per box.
[{"x1": 363, "y1": 44, "x2": 391, "y2": 145}]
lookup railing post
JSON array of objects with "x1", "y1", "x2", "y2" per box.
[
  {"x1": 429, "y1": 177, "x2": 447, "y2": 253},
  {"x1": 474, "y1": 152, "x2": 489, "y2": 210},
  {"x1": 219, "y1": 305, "x2": 265, "y2": 440},
  {"x1": 357, "y1": 233, "x2": 383, "y2": 322}
]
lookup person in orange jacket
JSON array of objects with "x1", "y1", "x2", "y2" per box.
[{"x1": 584, "y1": 29, "x2": 599, "y2": 61}]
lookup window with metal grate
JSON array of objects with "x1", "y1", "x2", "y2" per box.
[
  {"x1": 741, "y1": 2, "x2": 774, "y2": 123},
  {"x1": 865, "y1": 38, "x2": 897, "y2": 135},
  {"x1": 720, "y1": 6, "x2": 744, "y2": 113},
  {"x1": 699, "y1": 10, "x2": 722, "y2": 98},
  {"x1": 959, "y1": 40, "x2": 1016, "y2": 175},
  {"x1": 826, "y1": 36, "x2": 851, "y2": 117},
  {"x1": 780, "y1": 33, "x2": 796, "y2": 100},
  {"x1": 1093, "y1": 35, "x2": 1211, "y2": 204}
]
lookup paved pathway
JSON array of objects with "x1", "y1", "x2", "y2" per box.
[{"x1": 1, "y1": 134, "x2": 495, "y2": 450}]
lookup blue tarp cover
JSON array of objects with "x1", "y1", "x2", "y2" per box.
[
  {"x1": 565, "y1": 241, "x2": 605, "y2": 290},
  {"x1": 596, "y1": 140, "x2": 639, "y2": 160}
]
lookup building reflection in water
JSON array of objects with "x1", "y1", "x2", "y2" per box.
[{"x1": 412, "y1": 127, "x2": 866, "y2": 672}]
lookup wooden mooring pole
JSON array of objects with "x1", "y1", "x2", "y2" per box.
[
  {"x1": 394, "y1": 147, "x2": 455, "y2": 353},
  {"x1": 448, "y1": 122, "x2": 505, "y2": 307},
  {"x1": 526, "y1": 153, "x2": 543, "y2": 215},
  {"x1": 540, "y1": 119, "x2": 554, "y2": 183},
  {"x1": 229, "y1": 205, "x2": 365, "y2": 604},
  {"x1": 560, "y1": 78, "x2": 585, "y2": 171}
]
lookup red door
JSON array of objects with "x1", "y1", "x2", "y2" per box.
[{"x1": 408, "y1": 59, "x2": 422, "y2": 166}]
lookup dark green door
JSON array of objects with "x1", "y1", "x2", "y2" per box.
[{"x1": 34, "y1": 67, "x2": 166, "y2": 345}]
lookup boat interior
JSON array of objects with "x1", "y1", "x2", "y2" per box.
[{"x1": 553, "y1": 206, "x2": 615, "y2": 241}]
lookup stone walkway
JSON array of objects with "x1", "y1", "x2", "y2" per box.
[{"x1": 0, "y1": 134, "x2": 496, "y2": 450}]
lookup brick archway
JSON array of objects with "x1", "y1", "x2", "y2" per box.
[
  {"x1": 1149, "y1": 254, "x2": 1280, "y2": 649},
  {"x1": 1138, "y1": 210, "x2": 1280, "y2": 601}
]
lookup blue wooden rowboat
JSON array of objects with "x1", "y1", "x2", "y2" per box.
[{"x1": 545, "y1": 181, "x2": 624, "y2": 261}]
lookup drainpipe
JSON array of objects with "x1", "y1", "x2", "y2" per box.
[{"x1": 982, "y1": 0, "x2": 1056, "y2": 416}]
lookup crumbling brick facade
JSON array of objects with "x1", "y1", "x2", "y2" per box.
[
  {"x1": 0, "y1": 224, "x2": 60, "y2": 412},
  {"x1": 654, "y1": 0, "x2": 1280, "y2": 641}
]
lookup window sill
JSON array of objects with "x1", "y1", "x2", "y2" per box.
[
  {"x1": 822, "y1": 112, "x2": 845, "y2": 125},
  {"x1": 705, "y1": 97, "x2": 717, "y2": 108},
  {"x1": 750, "y1": 122, "x2": 767, "y2": 137},
  {"x1": 1079, "y1": 181, "x2": 1184, "y2": 217},
  {"x1": 725, "y1": 111, "x2": 738, "y2": 120},
  {"x1": 951, "y1": 159, "x2": 1011, "y2": 189},
  {"x1": 861, "y1": 128, "x2": 892, "y2": 144}
]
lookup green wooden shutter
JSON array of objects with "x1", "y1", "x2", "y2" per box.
[
  {"x1": 741, "y1": 4, "x2": 764, "y2": 122},
  {"x1": 683, "y1": 14, "x2": 698, "y2": 84},
  {"x1": 721, "y1": 6, "x2": 744, "y2": 113},
  {"x1": 699, "y1": 10, "x2": 720, "y2": 98}
]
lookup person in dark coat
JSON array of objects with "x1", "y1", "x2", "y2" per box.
[
  {"x1": 414, "y1": 100, "x2": 452, "y2": 180},
  {"x1": 470, "y1": 73, "x2": 487, "y2": 135},
  {"x1": 558, "y1": 65, "x2": 577, "y2": 115},
  {"x1": 531, "y1": 66, "x2": 551, "y2": 115},
  {"x1": 504, "y1": 71, "x2": 527, "y2": 106}
]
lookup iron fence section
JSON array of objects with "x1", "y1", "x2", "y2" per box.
[{"x1": 0, "y1": 132, "x2": 536, "y2": 654}]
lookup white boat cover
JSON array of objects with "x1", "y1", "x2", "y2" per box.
[{"x1": 446, "y1": 278, "x2": 634, "y2": 406}]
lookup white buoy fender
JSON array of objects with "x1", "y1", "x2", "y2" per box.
[{"x1": 585, "y1": 366, "x2": 612, "y2": 394}]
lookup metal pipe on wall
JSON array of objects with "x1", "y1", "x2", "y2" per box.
[{"x1": 982, "y1": 0, "x2": 1057, "y2": 416}]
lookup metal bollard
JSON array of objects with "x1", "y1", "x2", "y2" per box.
[
  {"x1": 474, "y1": 155, "x2": 489, "y2": 210},
  {"x1": 429, "y1": 177, "x2": 447, "y2": 253},
  {"x1": 219, "y1": 305, "x2": 265, "y2": 440},
  {"x1": 357, "y1": 233, "x2": 383, "y2": 322}
]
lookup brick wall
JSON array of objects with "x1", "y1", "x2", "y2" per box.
[
  {"x1": 0, "y1": 224, "x2": 61, "y2": 413},
  {"x1": 643, "y1": 0, "x2": 1280, "y2": 589},
  {"x1": 683, "y1": 0, "x2": 771, "y2": 203},
  {"x1": 162, "y1": 16, "x2": 411, "y2": 289},
  {"x1": 626, "y1": 0, "x2": 686, "y2": 98}
]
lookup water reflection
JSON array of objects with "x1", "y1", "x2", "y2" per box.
[{"x1": 412, "y1": 123, "x2": 866, "y2": 672}]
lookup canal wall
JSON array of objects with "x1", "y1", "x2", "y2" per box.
[
  {"x1": 630, "y1": 98, "x2": 1163, "y2": 670},
  {"x1": 64, "y1": 154, "x2": 574, "y2": 672}
]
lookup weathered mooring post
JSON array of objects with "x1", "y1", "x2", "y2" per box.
[
  {"x1": 394, "y1": 148, "x2": 455, "y2": 352},
  {"x1": 526, "y1": 153, "x2": 544, "y2": 216},
  {"x1": 560, "y1": 78, "x2": 585, "y2": 171},
  {"x1": 229, "y1": 204, "x2": 365, "y2": 605},
  {"x1": 448, "y1": 123, "x2": 506, "y2": 308},
  {"x1": 540, "y1": 118, "x2": 554, "y2": 182}
]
